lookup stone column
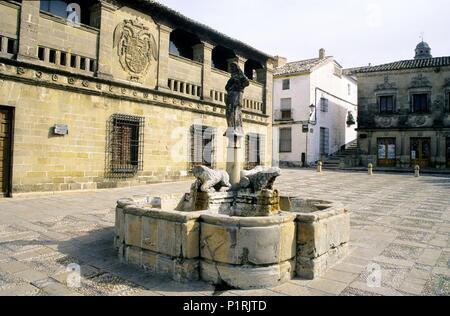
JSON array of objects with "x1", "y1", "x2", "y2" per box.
[
  {"x1": 225, "y1": 133, "x2": 244, "y2": 188},
  {"x1": 262, "y1": 59, "x2": 274, "y2": 166},
  {"x1": 193, "y1": 41, "x2": 214, "y2": 101},
  {"x1": 17, "y1": 0, "x2": 40, "y2": 62},
  {"x1": 227, "y1": 56, "x2": 246, "y2": 73},
  {"x1": 94, "y1": 1, "x2": 117, "y2": 79},
  {"x1": 156, "y1": 24, "x2": 172, "y2": 92}
]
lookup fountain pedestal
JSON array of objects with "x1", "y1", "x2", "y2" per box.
[{"x1": 225, "y1": 132, "x2": 243, "y2": 188}]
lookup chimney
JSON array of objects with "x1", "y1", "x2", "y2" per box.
[
  {"x1": 273, "y1": 56, "x2": 287, "y2": 68},
  {"x1": 319, "y1": 48, "x2": 326, "y2": 60}
]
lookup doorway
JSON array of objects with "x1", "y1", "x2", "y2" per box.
[
  {"x1": 377, "y1": 138, "x2": 396, "y2": 167},
  {"x1": 0, "y1": 106, "x2": 13, "y2": 197},
  {"x1": 410, "y1": 138, "x2": 431, "y2": 168}
]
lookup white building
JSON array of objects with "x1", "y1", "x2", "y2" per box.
[{"x1": 272, "y1": 49, "x2": 358, "y2": 167}]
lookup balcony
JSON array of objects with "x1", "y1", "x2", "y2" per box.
[
  {"x1": 209, "y1": 68, "x2": 264, "y2": 114},
  {"x1": 0, "y1": 1, "x2": 20, "y2": 59},
  {"x1": 167, "y1": 54, "x2": 202, "y2": 99},
  {"x1": 37, "y1": 11, "x2": 99, "y2": 72},
  {"x1": 274, "y1": 109, "x2": 294, "y2": 122}
]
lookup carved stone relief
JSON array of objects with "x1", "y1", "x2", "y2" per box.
[
  {"x1": 113, "y1": 19, "x2": 158, "y2": 82},
  {"x1": 409, "y1": 74, "x2": 431, "y2": 88},
  {"x1": 376, "y1": 75, "x2": 397, "y2": 91}
]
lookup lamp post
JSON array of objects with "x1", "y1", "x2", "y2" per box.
[{"x1": 304, "y1": 103, "x2": 317, "y2": 168}]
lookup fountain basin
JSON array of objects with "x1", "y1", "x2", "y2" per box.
[
  {"x1": 280, "y1": 197, "x2": 350, "y2": 279},
  {"x1": 114, "y1": 194, "x2": 350, "y2": 288}
]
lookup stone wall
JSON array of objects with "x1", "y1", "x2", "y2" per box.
[
  {"x1": 357, "y1": 66, "x2": 450, "y2": 168},
  {"x1": 0, "y1": 61, "x2": 271, "y2": 194},
  {"x1": 0, "y1": 1, "x2": 274, "y2": 194},
  {"x1": 114, "y1": 195, "x2": 350, "y2": 288}
]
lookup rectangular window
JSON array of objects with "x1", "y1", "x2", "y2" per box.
[
  {"x1": 411, "y1": 93, "x2": 430, "y2": 113},
  {"x1": 89, "y1": 59, "x2": 96, "y2": 72},
  {"x1": 190, "y1": 125, "x2": 215, "y2": 170},
  {"x1": 279, "y1": 128, "x2": 292, "y2": 153},
  {"x1": 320, "y1": 127, "x2": 329, "y2": 155},
  {"x1": 379, "y1": 95, "x2": 395, "y2": 113},
  {"x1": 282, "y1": 79, "x2": 290, "y2": 90},
  {"x1": 80, "y1": 57, "x2": 86, "y2": 70},
  {"x1": 49, "y1": 49, "x2": 56, "y2": 64},
  {"x1": 245, "y1": 133, "x2": 265, "y2": 170},
  {"x1": 38, "y1": 47, "x2": 45, "y2": 61},
  {"x1": 348, "y1": 84, "x2": 351, "y2": 96},
  {"x1": 109, "y1": 114, "x2": 144, "y2": 173},
  {"x1": 70, "y1": 55, "x2": 76, "y2": 68},
  {"x1": 320, "y1": 98, "x2": 329, "y2": 112},
  {"x1": 280, "y1": 98, "x2": 292, "y2": 120},
  {"x1": 60, "y1": 52, "x2": 67, "y2": 66},
  {"x1": 7, "y1": 38, "x2": 16, "y2": 54}
]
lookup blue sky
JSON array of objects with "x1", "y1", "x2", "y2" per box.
[{"x1": 158, "y1": 0, "x2": 450, "y2": 68}]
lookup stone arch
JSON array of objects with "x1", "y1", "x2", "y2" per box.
[
  {"x1": 169, "y1": 29, "x2": 201, "y2": 60},
  {"x1": 212, "y1": 45, "x2": 236, "y2": 72}
]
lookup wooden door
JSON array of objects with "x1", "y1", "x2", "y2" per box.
[
  {"x1": 377, "y1": 138, "x2": 396, "y2": 167},
  {"x1": 0, "y1": 107, "x2": 12, "y2": 196},
  {"x1": 411, "y1": 138, "x2": 431, "y2": 168}
]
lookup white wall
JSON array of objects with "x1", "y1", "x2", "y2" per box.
[
  {"x1": 273, "y1": 59, "x2": 358, "y2": 166},
  {"x1": 272, "y1": 74, "x2": 310, "y2": 165},
  {"x1": 308, "y1": 61, "x2": 358, "y2": 163}
]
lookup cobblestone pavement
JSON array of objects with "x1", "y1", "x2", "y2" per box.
[{"x1": 0, "y1": 170, "x2": 449, "y2": 296}]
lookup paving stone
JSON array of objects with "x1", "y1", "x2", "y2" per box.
[
  {"x1": 306, "y1": 277, "x2": 348, "y2": 295},
  {"x1": 270, "y1": 282, "x2": 330, "y2": 296},
  {"x1": 0, "y1": 170, "x2": 449, "y2": 295},
  {"x1": 0, "y1": 261, "x2": 30, "y2": 274},
  {"x1": 13, "y1": 269, "x2": 48, "y2": 283}
]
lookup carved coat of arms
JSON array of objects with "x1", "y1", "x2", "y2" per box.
[{"x1": 113, "y1": 19, "x2": 158, "y2": 82}]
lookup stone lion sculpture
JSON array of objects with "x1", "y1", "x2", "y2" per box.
[
  {"x1": 240, "y1": 167, "x2": 282, "y2": 192},
  {"x1": 191, "y1": 166, "x2": 232, "y2": 193}
]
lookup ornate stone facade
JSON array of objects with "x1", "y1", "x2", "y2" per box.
[
  {"x1": 0, "y1": 0, "x2": 273, "y2": 196},
  {"x1": 355, "y1": 42, "x2": 450, "y2": 169}
]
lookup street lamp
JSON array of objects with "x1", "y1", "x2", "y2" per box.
[{"x1": 309, "y1": 103, "x2": 317, "y2": 125}]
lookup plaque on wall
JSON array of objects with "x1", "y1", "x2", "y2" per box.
[{"x1": 54, "y1": 124, "x2": 68, "y2": 136}]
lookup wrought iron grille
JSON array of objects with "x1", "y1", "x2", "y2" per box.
[
  {"x1": 107, "y1": 114, "x2": 144, "y2": 174},
  {"x1": 245, "y1": 133, "x2": 265, "y2": 170},
  {"x1": 189, "y1": 125, "x2": 216, "y2": 171}
]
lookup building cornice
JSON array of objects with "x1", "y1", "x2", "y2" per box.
[{"x1": 0, "y1": 58, "x2": 270, "y2": 126}]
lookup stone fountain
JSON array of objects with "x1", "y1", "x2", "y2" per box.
[{"x1": 113, "y1": 64, "x2": 350, "y2": 289}]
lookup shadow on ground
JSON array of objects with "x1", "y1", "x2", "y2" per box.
[{"x1": 54, "y1": 227, "x2": 215, "y2": 296}]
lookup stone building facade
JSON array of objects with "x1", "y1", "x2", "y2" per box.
[
  {"x1": 355, "y1": 42, "x2": 450, "y2": 169},
  {"x1": 272, "y1": 49, "x2": 358, "y2": 167},
  {"x1": 0, "y1": 0, "x2": 273, "y2": 197}
]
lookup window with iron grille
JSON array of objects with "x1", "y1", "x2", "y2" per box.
[
  {"x1": 108, "y1": 114, "x2": 144, "y2": 173},
  {"x1": 190, "y1": 125, "x2": 216, "y2": 170},
  {"x1": 279, "y1": 128, "x2": 292, "y2": 153},
  {"x1": 245, "y1": 133, "x2": 265, "y2": 170},
  {"x1": 282, "y1": 79, "x2": 290, "y2": 90},
  {"x1": 320, "y1": 127, "x2": 330, "y2": 155},
  {"x1": 320, "y1": 98, "x2": 329, "y2": 112}
]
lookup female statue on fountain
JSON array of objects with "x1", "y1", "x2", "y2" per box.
[{"x1": 225, "y1": 63, "x2": 250, "y2": 137}]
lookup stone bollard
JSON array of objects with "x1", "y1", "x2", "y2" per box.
[
  {"x1": 415, "y1": 165, "x2": 420, "y2": 177},
  {"x1": 368, "y1": 163, "x2": 373, "y2": 176},
  {"x1": 317, "y1": 161, "x2": 323, "y2": 173}
]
